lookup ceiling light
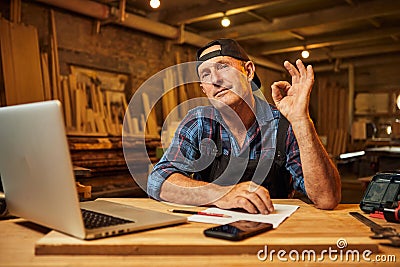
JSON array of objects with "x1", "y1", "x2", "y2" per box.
[
  {"x1": 397, "y1": 94, "x2": 400, "y2": 109},
  {"x1": 221, "y1": 15, "x2": 231, "y2": 27},
  {"x1": 149, "y1": 0, "x2": 160, "y2": 9},
  {"x1": 301, "y1": 50, "x2": 309, "y2": 59},
  {"x1": 387, "y1": 125, "x2": 392, "y2": 135}
]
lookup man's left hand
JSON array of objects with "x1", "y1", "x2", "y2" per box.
[{"x1": 271, "y1": 59, "x2": 314, "y2": 124}]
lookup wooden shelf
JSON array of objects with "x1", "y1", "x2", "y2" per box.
[{"x1": 68, "y1": 136, "x2": 160, "y2": 199}]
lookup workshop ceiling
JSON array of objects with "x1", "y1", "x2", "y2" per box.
[{"x1": 97, "y1": 0, "x2": 400, "y2": 73}]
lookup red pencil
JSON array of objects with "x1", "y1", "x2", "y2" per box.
[{"x1": 168, "y1": 209, "x2": 232, "y2": 218}]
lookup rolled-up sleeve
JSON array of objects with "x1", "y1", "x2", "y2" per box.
[{"x1": 285, "y1": 124, "x2": 307, "y2": 196}]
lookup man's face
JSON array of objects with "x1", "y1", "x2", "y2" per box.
[{"x1": 197, "y1": 46, "x2": 253, "y2": 109}]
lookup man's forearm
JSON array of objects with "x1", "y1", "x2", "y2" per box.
[
  {"x1": 160, "y1": 173, "x2": 275, "y2": 214},
  {"x1": 291, "y1": 119, "x2": 341, "y2": 209},
  {"x1": 159, "y1": 173, "x2": 227, "y2": 206}
]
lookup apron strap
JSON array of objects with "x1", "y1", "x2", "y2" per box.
[{"x1": 274, "y1": 115, "x2": 289, "y2": 166}]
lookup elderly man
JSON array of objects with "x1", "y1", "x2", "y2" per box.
[{"x1": 148, "y1": 39, "x2": 341, "y2": 213}]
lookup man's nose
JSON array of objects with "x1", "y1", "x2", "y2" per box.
[{"x1": 210, "y1": 68, "x2": 223, "y2": 86}]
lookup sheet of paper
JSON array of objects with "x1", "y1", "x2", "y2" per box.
[{"x1": 188, "y1": 204, "x2": 299, "y2": 228}]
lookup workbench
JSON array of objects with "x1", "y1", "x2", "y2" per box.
[{"x1": 1, "y1": 198, "x2": 399, "y2": 266}]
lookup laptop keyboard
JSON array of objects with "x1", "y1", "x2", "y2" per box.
[{"x1": 81, "y1": 208, "x2": 134, "y2": 229}]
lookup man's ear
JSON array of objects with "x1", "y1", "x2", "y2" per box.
[
  {"x1": 244, "y1": 61, "x2": 255, "y2": 81},
  {"x1": 200, "y1": 84, "x2": 206, "y2": 94}
]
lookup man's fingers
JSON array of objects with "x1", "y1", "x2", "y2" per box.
[
  {"x1": 284, "y1": 60, "x2": 299, "y2": 84},
  {"x1": 271, "y1": 81, "x2": 290, "y2": 100},
  {"x1": 242, "y1": 191, "x2": 269, "y2": 214},
  {"x1": 254, "y1": 188, "x2": 274, "y2": 214},
  {"x1": 235, "y1": 184, "x2": 274, "y2": 214},
  {"x1": 235, "y1": 196, "x2": 258, "y2": 214},
  {"x1": 306, "y1": 64, "x2": 314, "y2": 82},
  {"x1": 271, "y1": 81, "x2": 290, "y2": 90},
  {"x1": 296, "y1": 59, "x2": 307, "y2": 79},
  {"x1": 216, "y1": 182, "x2": 275, "y2": 214}
]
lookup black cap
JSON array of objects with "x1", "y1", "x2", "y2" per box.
[{"x1": 196, "y1": 38, "x2": 261, "y2": 91}]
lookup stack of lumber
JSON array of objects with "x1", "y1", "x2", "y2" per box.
[
  {"x1": 65, "y1": 66, "x2": 163, "y2": 138},
  {"x1": 159, "y1": 52, "x2": 210, "y2": 146},
  {"x1": 67, "y1": 136, "x2": 160, "y2": 198},
  {"x1": 62, "y1": 74, "x2": 109, "y2": 136}
]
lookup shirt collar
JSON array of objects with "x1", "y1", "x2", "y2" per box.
[{"x1": 253, "y1": 95, "x2": 276, "y2": 126}]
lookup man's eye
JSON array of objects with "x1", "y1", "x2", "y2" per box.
[{"x1": 201, "y1": 73, "x2": 210, "y2": 80}]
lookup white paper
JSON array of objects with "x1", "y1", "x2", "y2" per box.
[{"x1": 188, "y1": 204, "x2": 299, "y2": 228}]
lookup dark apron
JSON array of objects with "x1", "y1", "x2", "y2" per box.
[{"x1": 197, "y1": 116, "x2": 293, "y2": 198}]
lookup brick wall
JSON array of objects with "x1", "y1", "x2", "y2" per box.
[{"x1": 17, "y1": 2, "x2": 194, "y2": 99}]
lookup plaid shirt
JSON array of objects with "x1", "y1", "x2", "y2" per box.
[{"x1": 148, "y1": 96, "x2": 306, "y2": 199}]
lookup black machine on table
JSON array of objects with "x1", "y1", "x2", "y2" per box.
[
  {"x1": 359, "y1": 171, "x2": 400, "y2": 223},
  {"x1": 350, "y1": 171, "x2": 400, "y2": 247}
]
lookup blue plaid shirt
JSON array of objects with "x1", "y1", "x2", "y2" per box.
[{"x1": 148, "y1": 96, "x2": 306, "y2": 199}]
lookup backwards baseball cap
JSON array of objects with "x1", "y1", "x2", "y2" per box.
[{"x1": 196, "y1": 38, "x2": 261, "y2": 91}]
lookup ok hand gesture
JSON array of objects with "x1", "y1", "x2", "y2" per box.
[{"x1": 271, "y1": 59, "x2": 314, "y2": 124}]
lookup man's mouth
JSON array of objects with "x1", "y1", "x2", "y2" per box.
[{"x1": 214, "y1": 87, "x2": 230, "y2": 97}]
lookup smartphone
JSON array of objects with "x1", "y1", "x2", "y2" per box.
[{"x1": 203, "y1": 220, "x2": 273, "y2": 241}]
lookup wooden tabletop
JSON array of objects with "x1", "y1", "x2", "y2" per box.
[{"x1": 1, "y1": 198, "x2": 399, "y2": 266}]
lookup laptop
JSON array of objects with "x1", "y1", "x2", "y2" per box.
[{"x1": 0, "y1": 100, "x2": 186, "y2": 240}]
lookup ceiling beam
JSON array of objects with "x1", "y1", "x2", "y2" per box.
[
  {"x1": 353, "y1": 84, "x2": 400, "y2": 93},
  {"x1": 159, "y1": 0, "x2": 293, "y2": 25},
  {"x1": 250, "y1": 56, "x2": 284, "y2": 72},
  {"x1": 258, "y1": 27, "x2": 400, "y2": 55},
  {"x1": 313, "y1": 53, "x2": 400, "y2": 72},
  {"x1": 202, "y1": 0, "x2": 400, "y2": 40},
  {"x1": 309, "y1": 44, "x2": 400, "y2": 62}
]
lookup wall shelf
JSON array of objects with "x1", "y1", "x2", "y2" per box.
[{"x1": 68, "y1": 136, "x2": 160, "y2": 199}]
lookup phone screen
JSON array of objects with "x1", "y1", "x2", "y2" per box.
[{"x1": 204, "y1": 220, "x2": 273, "y2": 241}]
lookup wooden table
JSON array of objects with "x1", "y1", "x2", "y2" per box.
[{"x1": 1, "y1": 198, "x2": 399, "y2": 266}]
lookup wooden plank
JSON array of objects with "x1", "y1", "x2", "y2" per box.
[
  {"x1": 317, "y1": 78, "x2": 328, "y2": 135},
  {"x1": 175, "y1": 52, "x2": 189, "y2": 118},
  {"x1": 121, "y1": 94, "x2": 134, "y2": 134},
  {"x1": 90, "y1": 84, "x2": 98, "y2": 113},
  {"x1": 341, "y1": 88, "x2": 346, "y2": 130},
  {"x1": 10, "y1": 0, "x2": 21, "y2": 23},
  {"x1": 94, "y1": 113, "x2": 107, "y2": 134},
  {"x1": 0, "y1": 18, "x2": 16, "y2": 104},
  {"x1": 168, "y1": 70, "x2": 179, "y2": 121},
  {"x1": 75, "y1": 88, "x2": 82, "y2": 133},
  {"x1": 68, "y1": 74, "x2": 77, "y2": 128},
  {"x1": 62, "y1": 76, "x2": 72, "y2": 128},
  {"x1": 96, "y1": 85, "x2": 105, "y2": 117},
  {"x1": 12, "y1": 21, "x2": 44, "y2": 103},
  {"x1": 162, "y1": 77, "x2": 170, "y2": 120},
  {"x1": 95, "y1": 86, "x2": 107, "y2": 134},
  {"x1": 321, "y1": 83, "x2": 329, "y2": 135},
  {"x1": 34, "y1": 199, "x2": 379, "y2": 256},
  {"x1": 50, "y1": 10, "x2": 61, "y2": 102},
  {"x1": 132, "y1": 117, "x2": 139, "y2": 134},
  {"x1": 105, "y1": 91, "x2": 113, "y2": 134},
  {"x1": 340, "y1": 130, "x2": 347, "y2": 154},
  {"x1": 0, "y1": 18, "x2": 44, "y2": 105},
  {"x1": 331, "y1": 85, "x2": 339, "y2": 130},
  {"x1": 140, "y1": 114, "x2": 146, "y2": 133},
  {"x1": 142, "y1": 92, "x2": 158, "y2": 136},
  {"x1": 49, "y1": 35, "x2": 58, "y2": 100},
  {"x1": 86, "y1": 108, "x2": 96, "y2": 132},
  {"x1": 41, "y1": 52, "x2": 52, "y2": 100}
]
